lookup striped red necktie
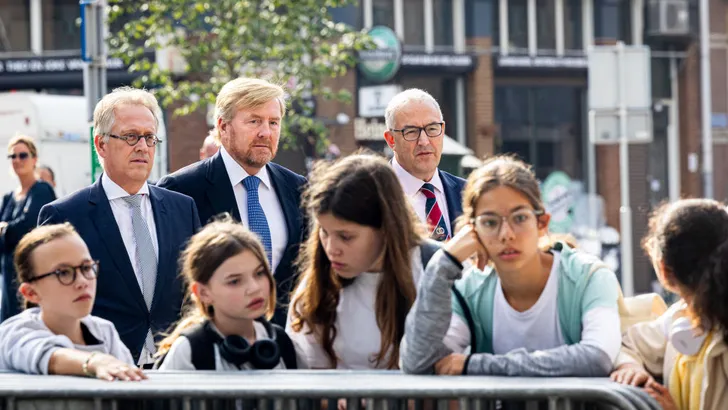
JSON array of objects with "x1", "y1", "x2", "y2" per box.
[{"x1": 420, "y1": 183, "x2": 450, "y2": 241}]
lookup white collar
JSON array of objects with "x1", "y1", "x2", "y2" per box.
[
  {"x1": 219, "y1": 145, "x2": 272, "y2": 189},
  {"x1": 101, "y1": 173, "x2": 150, "y2": 200},
  {"x1": 392, "y1": 157, "x2": 444, "y2": 197}
]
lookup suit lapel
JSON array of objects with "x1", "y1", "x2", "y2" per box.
[
  {"x1": 205, "y1": 153, "x2": 241, "y2": 222},
  {"x1": 88, "y1": 178, "x2": 147, "y2": 312},
  {"x1": 148, "y1": 186, "x2": 170, "y2": 312},
  {"x1": 267, "y1": 164, "x2": 300, "y2": 251},
  {"x1": 439, "y1": 170, "x2": 463, "y2": 235}
]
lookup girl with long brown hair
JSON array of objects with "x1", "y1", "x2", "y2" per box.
[
  {"x1": 401, "y1": 155, "x2": 622, "y2": 377},
  {"x1": 287, "y1": 152, "x2": 427, "y2": 370},
  {"x1": 156, "y1": 217, "x2": 298, "y2": 370}
]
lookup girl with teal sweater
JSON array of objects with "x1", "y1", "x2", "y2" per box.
[{"x1": 401, "y1": 155, "x2": 622, "y2": 376}]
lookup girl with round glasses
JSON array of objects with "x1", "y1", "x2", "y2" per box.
[
  {"x1": 401, "y1": 155, "x2": 622, "y2": 378},
  {"x1": 0, "y1": 223, "x2": 144, "y2": 381}
]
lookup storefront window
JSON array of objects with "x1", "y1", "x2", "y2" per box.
[
  {"x1": 0, "y1": 1, "x2": 31, "y2": 52},
  {"x1": 433, "y1": 0, "x2": 454, "y2": 48},
  {"x1": 44, "y1": 0, "x2": 80, "y2": 51},
  {"x1": 536, "y1": 0, "x2": 556, "y2": 54},
  {"x1": 495, "y1": 85, "x2": 584, "y2": 180},
  {"x1": 403, "y1": 0, "x2": 425, "y2": 47},
  {"x1": 373, "y1": 0, "x2": 395, "y2": 29},
  {"x1": 508, "y1": 0, "x2": 528, "y2": 51},
  {"x1": 563, "y1": 0, "x2": 583, "y2": 51}
]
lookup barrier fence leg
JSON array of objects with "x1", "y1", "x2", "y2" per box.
[{"x1": 348, "y1": 398, "x2": 362, "y2": 410}]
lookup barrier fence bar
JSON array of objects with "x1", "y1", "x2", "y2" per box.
[{"x1": 0, "y1": 371, "x2": 659, "y2": 410}]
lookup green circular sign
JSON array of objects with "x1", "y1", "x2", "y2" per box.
[
  {"x1": 358, "y1": 26, "x2": 402, "y2": 83},
  {"x1": 542, "y1": 171, "x2": 574, "y2": 233}
]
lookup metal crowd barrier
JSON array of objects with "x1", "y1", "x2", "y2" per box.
[{"x1": 0, "y1": 371, "x2": 660, "y2": 410}]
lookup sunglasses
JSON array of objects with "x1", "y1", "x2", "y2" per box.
[{"x1": 7, "y1": 152, "x2": 31, "y2": 160}]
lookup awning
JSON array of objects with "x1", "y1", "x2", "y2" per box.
[{"x1": 460, "y1": 154, "x2": 483, "y2": 169}]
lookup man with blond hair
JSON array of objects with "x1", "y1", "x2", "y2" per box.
[
  {"x1": 158, "y1": 77, "x2": 306, "y2": 325},
  {"x1": 39, "y1": 87, "x2": 201, "y2": 365}
]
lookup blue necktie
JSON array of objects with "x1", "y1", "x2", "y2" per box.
[{"x1": 243, "y1": 176, "x2": 272, "y2": 264}]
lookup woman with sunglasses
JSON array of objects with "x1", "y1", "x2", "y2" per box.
[
  {"x1": 401, "y1": 155, "x2": 622, "y2": 377},
  {"x1": 0, "y1": 223, "x2": 144, "y2": 381},
  {"x1": 1, "y1": 136, "x2": 56, "y2": 321}
]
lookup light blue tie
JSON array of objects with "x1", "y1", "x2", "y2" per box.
[
  {"x1": 120, "y1": 194, "x2": 157, "y2": 356},
  {"x1": 243, "y1": 176, "x2": 272, "y2": 264}
]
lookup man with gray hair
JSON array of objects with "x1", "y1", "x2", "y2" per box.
[
  {"x1": 38, "y1": 86, "x2": 201, "y2": 366},
  {"x1": 384, "y1": 88, "x2": 465, "y2": 241},
  {"x1": 199, "y1": 130, "x2": 220, "y2": 160}
]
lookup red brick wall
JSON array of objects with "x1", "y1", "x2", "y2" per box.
[
  {"x1": 165, "y1": 104, "x2": 209, "y2": 172},
  {"x1": 466, "y1": 37, "x2": 495, "y2": 159},
  {"x1": 679, "y1": 45, "x2": 704, "y2": 199},
  {"x1": 318, "y1": 69, "x2": 358, "y2": 155}
]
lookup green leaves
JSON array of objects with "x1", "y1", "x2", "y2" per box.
[{"x1": 108, "y1": 0, "x2": 373, "y2": 148}]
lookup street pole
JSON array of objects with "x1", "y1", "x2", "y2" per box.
[
  {"x1": 587, "y1": 109, "x2": 598, "y2": 230},
  {"x1": 699, "y1": 0, "x2": 713, "y2": 198},
  {"x1": 617, "y1": 41, "x2": 634, "y2": 297},
  {"x1": 81, "y1": 0, "x2": 107, "y2": 182},
  {"x1": 668, "y1": 53, "x2": 680, "y2": 202}
]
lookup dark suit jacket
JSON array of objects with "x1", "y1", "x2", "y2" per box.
[
  {"x1": 0, "y1": 181, "x2": 56, "y2": 321},
  {"x1": 156, "y1": 152, "x2": 307, "y2": 325},
  {"x1": 438, "y1": 169, "x2": 467, "y2": 235},
  {"x1": 37, "y1": 178, "x2": 201, "y2": 361}
]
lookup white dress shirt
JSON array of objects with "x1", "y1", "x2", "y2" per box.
[
  {"x1": 220, "y1": 146, "x2": 288, "y2": 272},
  {"x1": 392, "y1": 158, "x2": 452, "y2": 235},
  {"x1": 101, "y1": 173, "x2": 159, "y2": 365}
]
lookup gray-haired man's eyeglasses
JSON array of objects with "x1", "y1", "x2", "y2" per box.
[{"x1": 390, "y1": 122, "x2": 444, "y2": 141}]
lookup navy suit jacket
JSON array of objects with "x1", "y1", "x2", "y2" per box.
[
  {"x1": 156, "y1": 152, "x2": 307, "y2": 326},
  {"x1": 438, "y1": 169, "x2": 467, "y2": 235},
  {"x1": 38, "y1": 178, "x2": 201, "y2": 361}
]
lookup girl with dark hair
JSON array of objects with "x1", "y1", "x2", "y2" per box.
[
  {"x1": 401, "y1": 155, "x2": 622, "y2": 377},
  {"x1": 157, "y1": 217, "x2": 298, "y2": 370},
  {"x1": 611, "y1": 199, "x2": 728, "y2": 410},
  {"x1": 287, "y1": 152, "x2": 428, "y2": 370}
]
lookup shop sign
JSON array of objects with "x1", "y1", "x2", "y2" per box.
[
  {"x1": 0, "y1": 54, "x2": 128, "y2": 75},
  {"x1": 542, "y1": 171, "x2": 574, "y2": 233},
  {"x1": 354, "y1": 118, "x2": 387, "y2": 141},
  {"x1": 358, "y1": 84, "x2": 402, "y2": 117},
  {"x1": 358, "y1": 26, "x2": 402, "y2": 83},
  {"x1": 496, "y1": 55, "x2": 588, "y2": 69}
]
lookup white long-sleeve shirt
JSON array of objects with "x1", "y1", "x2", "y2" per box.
[{"x1": 0, "y1": 308, "x2": 134, "y2": 374}]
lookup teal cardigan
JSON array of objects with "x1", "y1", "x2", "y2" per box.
[{"x1": 451, "y1": 242, "x2": 620, "y2": 354}]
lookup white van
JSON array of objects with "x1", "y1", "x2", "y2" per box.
[{"x1": 0, "y1": 92, "x2": 168, "y2": 198}]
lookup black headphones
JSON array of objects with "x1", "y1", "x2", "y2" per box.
[{"x1": 204, "y1": 318, "x2": 281, "y2": 369}]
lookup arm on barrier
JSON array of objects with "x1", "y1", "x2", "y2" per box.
[
  {"x1": 611, "y1": 302, "x2": 675, "y2": 384},
  {"x1": 48, "y1": 349, "x2": 145, "y2": 381},
  {"x1": 401, "y1": 249, "x2": 466, "y2": 374},
  {"x1": 462, "y1": 295, "x2": 621, "y2": 376}
]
